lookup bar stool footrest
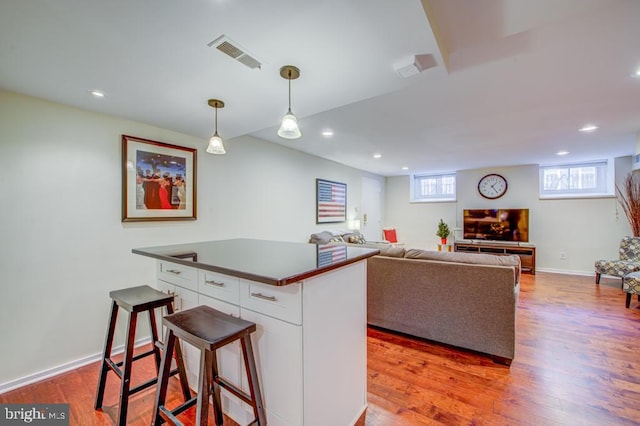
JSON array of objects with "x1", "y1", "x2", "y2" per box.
[
  {"x1": 127, "y1": 366, "x2": 185, "y2": 396},
  {"x1": 108, "y1": 346, "x2": 159, "y2": 376},
  {"x1": 159, "y1": 394, "x2": 198, "y2": 424},
  {"x1": 216, "y1": 376, "x2": 253, "y2": 406},
  {"x1": 105, "y1": 359, "x2": 123, "y2": 379},
  {"x1": 159, "y1": 405, "x2": 184, "y2": 426}
]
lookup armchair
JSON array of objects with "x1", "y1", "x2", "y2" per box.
[
  {"x1": 622, "y1": 272, "x2": 640, "y2": 308},
  {"x1": 382, "y1": 228, "x2": 404, "y2": 248},
  {"x1": 594, "y1": 236, "x2": 640, "y2": 284}
]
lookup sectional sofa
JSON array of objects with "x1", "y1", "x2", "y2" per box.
[{"x1": 367, "y1": 247, "x2": 521, "y2": 364}]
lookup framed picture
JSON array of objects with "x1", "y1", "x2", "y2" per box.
[
  {"x1": 316, "y1": 178, "x2": 346, "y2": 223},
  {"x1": 316, "y1": 244, "x2": 347, "y2": 268},
  {"x1": 122, "y1": 134, "x2": 197, "y2": 222}
]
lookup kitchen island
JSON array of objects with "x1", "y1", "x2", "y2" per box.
[{"x1": 133, "y1": 239, "x2": 378, "y2": 426}]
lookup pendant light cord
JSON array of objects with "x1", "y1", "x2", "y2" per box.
[
  {"x1": 214, "y1": 105, "x2": 218, "y2": 135},
  {"x1": 288, "y1": 70, "x2": 292, "y2": 111}
]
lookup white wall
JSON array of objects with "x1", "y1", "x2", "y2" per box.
[
  {"x1": 0, "y1": 91, "x2": 384, "y2": 387},
  {"x1": 385, "y1": 160, "x2": 632, "y2": 274}
]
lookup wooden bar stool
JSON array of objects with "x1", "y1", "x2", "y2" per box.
[
  {"x1": 152, "y1": 305, "x2": 266, "y2": 426},
  {"x1": 95, "y1": 285, "x2": 191, "y2": 426}
]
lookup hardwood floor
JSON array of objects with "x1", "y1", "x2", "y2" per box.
[
  {"x1": 366, "y1": 273, "x2": 640, "y2": 425},
  {"x1": 1, "y1": 272, "x2": 639, "y2": 425}
]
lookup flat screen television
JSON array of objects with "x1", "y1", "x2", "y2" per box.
[{"x1": 463, "y1": 209, "x2": 529, "y2": 242}]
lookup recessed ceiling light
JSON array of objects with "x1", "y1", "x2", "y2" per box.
[
  {"x1": 321, "y1": 129, "x2": 334, "y2": 137},
  {"x1": 579, "y1": 124, "x2": 598, "y2": 132},
  {"x1": 401, "y1": 166, "x2": 409, "y2": 170},
  {"x1": 556, "y1": 150, "x2": 570, "y2": 156},
  {"x1": 633, "y1": 68, "x2": 640, "y2": 77},
  {"x1": 373, "y1": 153, "x2": 382, "y2": 159},
  {"x1": 90, "y1": 90, "x2": 105, "y2": 98}
]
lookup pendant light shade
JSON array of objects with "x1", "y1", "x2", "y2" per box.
[
  {"x1": 277, "y1": 65, "x2": 301, "y2": 139},
  {"x1": 207, "y1": 99, "x2": 226, "y2": 155},
  {"x1": 207, "y1": 133, "x2": 225, "y2": 154},
  {"x1": 278, "y1": 109, "x2": 301, "y2": 139}
]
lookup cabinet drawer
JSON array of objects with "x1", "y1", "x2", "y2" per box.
[
  {"x1": 199, "y1": 293, "x2": 241, "y2": 318},
  {"x1": 240, "y1": 280, "x2": 302, "y2": 325},
  {"x1": 198, "y1": 271, "x2": 240, "y2": 305},
  {"x1": 157, "y1": 261, "x2": 197, "y2": 291}
]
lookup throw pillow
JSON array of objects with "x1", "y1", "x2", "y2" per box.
[{"x1": 348, "y1": 234, "x2": 366, "y2": 244}]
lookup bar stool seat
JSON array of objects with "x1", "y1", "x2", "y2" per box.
[
  {"x1": 95, "y1": 285, "x2": 191, "y2": 426},
  {"x1": 152, "y1": 305, "x2": 266, "y2": 426}
]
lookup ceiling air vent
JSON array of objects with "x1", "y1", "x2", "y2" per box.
[{"x1": 208, "y1": 34, "x2": 262, "y2": 70}]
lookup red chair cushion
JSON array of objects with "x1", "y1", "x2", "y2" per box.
[{"x1": 383, "y1": 229, "x2": 398, "y2": 243}]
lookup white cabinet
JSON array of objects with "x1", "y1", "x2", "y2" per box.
[
  {"x1": 302, "y1": 263, "x2": 367, "y2": 425},
  {"x1": 154, "y1": 259, "x2": 367, "y2": 426},
  {"x1": 240, "y1": 308, "x2": 303, "y2": 426},
  {"x1": 155, "y1": 264, "x2": 199, "y2": 387}
]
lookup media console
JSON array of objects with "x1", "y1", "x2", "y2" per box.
[{"x1": 454, "y1": 241, "x2": 536, "y2": 274}]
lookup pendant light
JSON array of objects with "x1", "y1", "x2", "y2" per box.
[
  {"x1": 277, "y1": 65, "x2": 302, "y2": 139},
  {"x1": 207, "y1": 99, "x2": 226, "y2": 154}
]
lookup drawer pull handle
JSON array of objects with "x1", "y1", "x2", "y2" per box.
[
  {"x1": 165, "y1": 290, "x2": 181, "y2": 311},
  {"x1": 205, "y1": 279, "x2": 225, "y2": 287},
  {"x1": 166, "y1": 269, "x2": 182, "y2": 275},
  {"x1": 251, "y1": 292, "x2": 277, "y2": 302}
]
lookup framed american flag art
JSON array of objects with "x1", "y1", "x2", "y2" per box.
[
  {"x1": 316, "y1": 244, "x2": 348, "y2": 267},
  {"x1": 316, "y1": 178, "x2": 347, "y2": 224}
]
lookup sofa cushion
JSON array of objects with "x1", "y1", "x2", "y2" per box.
[
  {"x1": 404, "y1": 249, "x2": 518, "y2": 266},
  {"x1": 404, "y1": 249, "x2": 520, "y2": 283},
  {"x1": 378, "y1": 246, "x2": 405, "y2": 258},
  {"x1": 309, "y1": 231, "x2": 335, "y2": 244}
]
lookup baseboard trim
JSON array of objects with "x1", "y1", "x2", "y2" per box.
[
  {"x1": 0, "y1": 337, "x2": 152, "y2": 395},
  {"x1": 535, "y1": 268, "x2": 593, "y2": 276}
]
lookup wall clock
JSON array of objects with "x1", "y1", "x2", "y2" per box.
[{"x1": 478, "y1": 174, "x2": 508, "y2": 199}]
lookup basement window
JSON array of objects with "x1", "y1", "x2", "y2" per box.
[
  {"x1": 539, "y1": 160, "x2": 614, "y2": 199},
  {"x1": 410, "y1": 172, "x2": 456, "y2": 202}
]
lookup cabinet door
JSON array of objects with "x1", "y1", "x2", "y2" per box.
[
  {"x1": 157, "y1": 281, "x2": 200, "y2": 388},
  {"x1": 240, "y1": 308, "x2": 303, "y2": 426},
  {"x1": 173, "y1": 285, "x2": 199, "y2": 387},
  {"x1": 154, "y1": 280, "x2": 176, "y2": 342}
]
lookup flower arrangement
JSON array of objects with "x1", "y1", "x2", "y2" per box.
[{"x1": 617, "y1": 172, "x2": 640, "y2": 237}]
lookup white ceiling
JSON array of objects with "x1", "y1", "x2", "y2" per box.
[{"x1": 1, "y1": 0, "x2": 639, "y2": 176}]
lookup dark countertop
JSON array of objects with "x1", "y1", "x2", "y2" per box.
[{"x1": 132, "y1": 238, "x2": 379, "y2": 286}]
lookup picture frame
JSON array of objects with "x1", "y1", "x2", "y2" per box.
[
  {"x1": 316, "y1": 178, "x2": 347, "y2": 224},
  {"x1": 316, "y1": 244, "x2": 348, "y2": 268},
  {"x1": 122, "y1": 134, "x2": 197, "y2": 222}
]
